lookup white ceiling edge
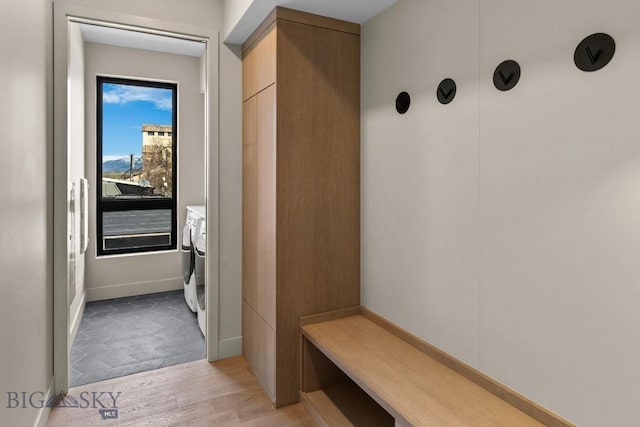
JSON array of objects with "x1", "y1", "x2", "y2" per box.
[
  {"x1": 79, "y1": 23, "x2": 206, "y2": 57},
  {"x1": 223, "y1": 0, "x2": 397, "y2": 46}
]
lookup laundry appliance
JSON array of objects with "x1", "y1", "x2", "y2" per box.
[
  {"x1": 195, "y1": 219, "x2": 206, "y2": 336},
  {"x1": 182, "y1": 205, "x2": 205, "y2": 312}
]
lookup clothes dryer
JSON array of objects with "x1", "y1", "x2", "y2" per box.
[
  {"x1": 181, "y1": 205, "x2": 205, "y2": 312},
  {"x1": 195, "y1": 219, "x2": 206, "y2": 336}
]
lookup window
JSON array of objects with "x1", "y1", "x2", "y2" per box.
[{"x1": 97, "y1": 76, "x2": 177, "y2": 255}]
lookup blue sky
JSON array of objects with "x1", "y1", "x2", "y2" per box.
[{"x1": 102, "y1": 83, "x2": 173, "y2": 161}]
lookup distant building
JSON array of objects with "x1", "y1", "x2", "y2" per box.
[
  {"x1": 142, "y1": 124, "x2": 173, "y2": 197},
  {"x1": 102, "y1": 177, "x2": 153, "y2": 198}
]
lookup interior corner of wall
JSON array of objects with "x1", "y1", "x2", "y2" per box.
[{"x1": 219, "y1": 336, "x2": 242, "y2": 359}]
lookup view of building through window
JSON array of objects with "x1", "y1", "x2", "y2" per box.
[
  {"x1": 142, "y1": 124, "x2": 173, "y2": 198},
  {"x1": 97, "y1": 77, "x2": 177, "y2": 255},
  {"x1": 101, "y1": 124, "x2": 173, "y2": 199}
]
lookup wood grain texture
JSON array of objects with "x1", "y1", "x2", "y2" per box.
[
  {"x1": 359, "y1": 307, "x2": 575, "y2": 427},
  {"x1": 299, "y1": 306, "x2": 361, "y2": 327},
  {"x1": 256, "y1": 84, "x2": 277, "y2": 329},
  {"x1": 275, "y1": 18, "x2": 360, "y2": 407},
  {"x1": 242, "y1": 23, "x2": 276, "y2": 101},
  {"x1": 242, "y1": 6, "x2": 359, "y2": 54},
  {"x1": 302, "y1": 315, "x2": 548, "y2": 427},
  {"x1": 243, "y1": 301, "x2": 276, "y2": 401},
  {"x1": 242, "y1": 8, "x2": 277, "y2": 53},
  {"x1": 276, "y1": 7, "x2": 360, "y2": 36},
  {"x1": 242, "y1": 9, "x2": 361, "y2": 408},
  {"x1": 301, "y1": 336, "x2": 342, "y2": 392},
  {"x1": 300, "y1": 390, "x2": 337, "y2": 427},
  {"x1": 300, "y1": 381, "x2": 394, "y2": 427},
  {"x1": 242, "y1": 96, "x2": 257, "y2": 311},
  {"x1": 47, "y1": 357, "x2": 313, "y2": 426},
  {"x1": 301, "y1": 337, "x2": 394, "y2": 426}
]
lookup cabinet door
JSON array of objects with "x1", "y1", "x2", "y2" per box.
[
  {"x1": 242, "y1": 23, "x2": 276, "y2": 101},
  {"x1": 256, "y1": 84, "x2": 277, "y2": 329},
  {"x1": 243, "y1": 301, "x2": 275, "y2": 401},
  {"x1": 242, "y1": 96, "x2": 257, "y2": 310}
]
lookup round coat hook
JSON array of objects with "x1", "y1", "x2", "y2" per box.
[
  {"x1": 437, "y1": 79, "x2": 457, "y2": 104},
  {"x1": 395, "y1": 92, "x2": 411, "y2": 114},
  {"x1": 574, "y1": 33, "x2": 615, "y2": 72},
  {"x1": 493, "y1": 60, "x2": 521, "y2": 91}
]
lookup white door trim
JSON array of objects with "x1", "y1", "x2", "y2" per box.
[{"x1": 53, "y1": 3, "x2": 220, "y2": 395}]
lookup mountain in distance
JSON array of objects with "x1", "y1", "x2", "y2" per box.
[{"x1": 103, "y1": 156, "x2": 142, "y2": 173}]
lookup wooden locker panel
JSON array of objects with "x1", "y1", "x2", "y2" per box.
[
  {"x1": 274, "y1": 19, "x2": 361, "y2": 406},
  {"x1": 242, "y1": 7, "x2": 361, "y2": 408},
  {"x1": 242, "y1": 23, "x2": 277, "y2": 101},
  {"x1": 241, "y1": 300, "x2": 256, "y2": 373},
  {"x1": 257, "y1": 309, "x2": 276, "y2": 402},
  {"x1": 243, "y1": 301, "x2": 276, "y2": 402},
  {"x1": 242, "y1": 41, "x2": 255, "y2": 101},
  {"x1": 256, "y1": 84, "x2": 277, "y2": 330},
  {"x1": 242, "y1": 96, "x2": 257, "y2": 311}
]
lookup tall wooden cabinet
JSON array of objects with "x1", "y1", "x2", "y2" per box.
[{"x1": 242, "y1": 7, "x2": 360, "y2": 407}]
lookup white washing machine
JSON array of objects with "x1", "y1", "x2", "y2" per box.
[
  {"x1": 182, "y1": 205, "x2": 205, "y2": 312},
  {"x1": 195, "y1": 219, "x2": 206, "y2": 336}
]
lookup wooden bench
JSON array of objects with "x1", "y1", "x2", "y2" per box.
[{"x1": 299, "y1": 307, "x2": 574, "y2": 427}]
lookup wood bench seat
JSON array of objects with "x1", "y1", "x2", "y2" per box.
[{"x1": 300, "y1": 310, "x2": 572, "y2": 427}]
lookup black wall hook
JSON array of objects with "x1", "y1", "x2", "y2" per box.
[
  {"x1": 396, "y1": 91, "x2": 411, "y2": 114},
  {"x1": 493, "y1": 60, "x2": 521, "y2": 91},
  {"x1": 574, "y1": 33, "x2": 615, "y2": 72},
  {"x1": 437, "y1": 79, "x2": 457, "y2": 104}
]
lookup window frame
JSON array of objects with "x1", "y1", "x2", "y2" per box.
[{"x1": 96, "y1": 76, "x2": 178, "y2": 256}]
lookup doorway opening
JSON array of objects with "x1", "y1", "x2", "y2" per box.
[{"x1": 54, "y1": 5, "x2": 219, "y2": 394}]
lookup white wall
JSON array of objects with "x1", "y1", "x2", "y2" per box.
[
  {"x1": 362, "y1": 0, "x2": 481, "y2": 366},
  {"x1": 83, "y1": 43, "x2": 205, "y2": 300},
  {"x1": 0, "y1": 0, "x2": 54, "y2": 425},
  {"x1": 222, "y1": 0, "x2": 396, "y2": 44},
  {"x1": 56, "y1": 0, "x2": 243, "y2": 354},
  {"x1": 223, "y1": 0, "x2": 254, "y2": 41},
  {"x1": 362, "y1": 0, "x2": 640, "y2": 425},
  {"x1": 479, "y1": 1, "x2": 640, "y2": 424},
  {"x1": 68, "y1": 22, "x2": 86, "y2": 347}
]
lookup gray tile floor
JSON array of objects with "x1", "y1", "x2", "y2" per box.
[{"x1": 70, "y1": 290, "x2": 204, "y2": 387}]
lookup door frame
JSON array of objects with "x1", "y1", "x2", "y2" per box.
[{"x1": 53, "y1": 3, "x2": 220, "y2": 394}]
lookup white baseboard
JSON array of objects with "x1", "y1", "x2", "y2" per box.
[
  {"x1": 69, "y1": 290, "x2": 86, "y2": 349},
  {"x1": 86, "y1": 277, "x2": 183, "y2": 301},
  {"x1": 219, "y1": 336, "x2": 242, "y2": 359},
  {"x1": 33, "y1": 377, "x2": 54, "y2": 427}
]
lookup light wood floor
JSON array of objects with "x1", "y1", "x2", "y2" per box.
[{"x1": 47, "y1": 356, "x2": 314, "y2": 426}]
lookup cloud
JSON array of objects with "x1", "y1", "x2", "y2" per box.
[{"x1": 103, "y1": 84, "x2": 173, "y2": 111}]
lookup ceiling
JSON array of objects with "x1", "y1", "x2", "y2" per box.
[
  {"x1": 224, "y1": 0, "x2": 397, "y2": 45},
  {"x1": 78, "y1": 1, "x2": 397, "y2": 53},
  {"x1": 79, "y1": 23, "x2": 206, "y2": 57}
]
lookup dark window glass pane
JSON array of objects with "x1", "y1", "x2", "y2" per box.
[
  {"x1": 102, "y1": 209, "x2": 172, "y2": 251},
  {"x1": 104, "y1": 234, "x2": 171, "y2": 251}
]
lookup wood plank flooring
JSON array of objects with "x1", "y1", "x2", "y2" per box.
[{"x1": 47, "y1": 356, "x2": 314, "y2": 426}]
